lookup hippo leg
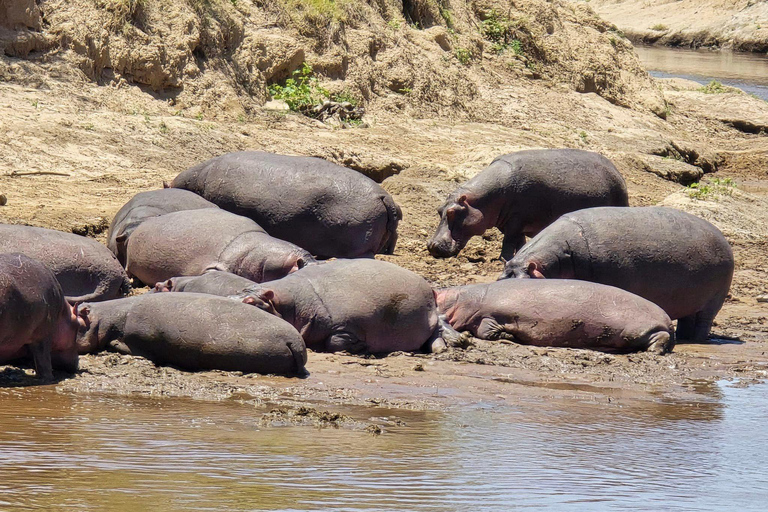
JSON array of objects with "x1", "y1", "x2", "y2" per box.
[
  {"x1": 426, "y1": 316, "x2": 469, "y2": 353},
  {"x1": 500, "y1": 233, "x2": 526, "y2": 262},
  {"x1": 477, "y1": 317, "x2": 520, "y2": 342},
  {"x1": 675, "y1": 315, "x2": 696, "y2": 342},
  {"x1": 28, "y1": 338, "x2": 53, "y2": 381},
  {"x1": 645, "y1": 331, "x2": 674, "y2": 355},
  {"x1": 325, "y1": 331, "x2": 368, "y2": 354}
]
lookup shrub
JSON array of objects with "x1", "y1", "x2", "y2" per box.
[{"x1": 267, "y1": 63, "x2": 329, "y2": 113}]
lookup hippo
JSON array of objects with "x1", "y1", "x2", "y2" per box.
[
  {"x1": 170, "y1": 151, "x2": 402, "y2": 259},
  {"x1": 0, "y1": 253, "x2": 80, "y2": 379},
  {"x1": 152, "y1": 270, "x2": 257, "y2": 295},
  {"x1": 74, "y1": 293, "x2": 307, "y2": 375},
  {"x1": 428, "y1": 149, "x2": 629, "y2": 260},
  {"x1": 222, "y1": 259, "x2": 463, "y2": 354},
  {"x1": 436, "y1": 279, "x2": 675, "y2": 354},
  {"x1": 0, "y1": 224, "x2": 130, "y2": 302},
  {"x1": 500, "y1": 206, "x2": 734, "y2": 343},
  {"x1": 107, "y1": 188, "x2": 219, "y2": 266},
  {"x1": 125, "y1": 208, "x2": 315, "y2": 286}
]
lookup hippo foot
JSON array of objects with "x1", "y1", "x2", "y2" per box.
[
  {"x1": 437, "y1": 316, "x2": 470, "y2": 348},
  {"x1": 429, "y1": 338, "x2": 448, "y2": 354},
  {"x1": 646, "y1": 331, "x2": 674, "y2": 355}
]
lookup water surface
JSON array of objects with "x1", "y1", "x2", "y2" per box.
[
  {"x1": 1, "y1": 381, "x2": 766, "y2": 510},
  {"x1": 635, "y1": 45, "x2": 768, "y2": 100}
]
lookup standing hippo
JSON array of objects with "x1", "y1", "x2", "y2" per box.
[
  {"x1": 225, "y1": 260, "x2": 462, "y2": 354},
  {"x1": 171, "y1": 151, "x2": 402, "y2": 259},
  {"x1": 500, "y1": 206, "x2": 734, "y2": 343},
  {"x1": 0, "y1": 224, "x2": 130, "y2": 302},
  {"x1": 125, "y1": 209, "x2": 315, "y2": 286},
  {"x1": 74, "y1": 293, "x2": 307, "y2": 375},
  {"x1": 152, "y1": 271, "x2": 257, "y2": 295},
  {"x1": 107, "y1": 188, "x2": 219, "y2": 266},
  {"x1": 436, "y1": 279, "x2": 675, "y2": 354},
  {"x1": 428, "y1": 149, "x2": 629, "y2": 260},
  {"x1": 0, "y1": 253, "x2": 80, "y2": 379}
]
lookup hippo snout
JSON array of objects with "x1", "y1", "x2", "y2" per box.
[{"x1": 427, "y1": 239, "x2": 460, "y2": 258}]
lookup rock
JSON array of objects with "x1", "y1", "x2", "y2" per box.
[
  {"x1": 318, "y1": 149, "x2": 409, "y2": 183},
  {"x1": 0, "y1": 194, "x2": 6, "y2": 206},
  {"x1": 757, "y1": 295, "x2": 768, "y2": 303},
  {"x1": 620, "y1": 153, "x2": 704, "y2": 185},
  {"x1": 263, "y1": 99, "x2": 290, "y2": 111}
]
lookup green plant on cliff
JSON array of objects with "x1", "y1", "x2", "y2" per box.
[
  {"x1": 268, "y1": 63, "x2": 329, "y2": 113},
  {"x1": 481, "y1": 9, "x2": 525, "y2": 55},
  {"x1": 455, "y1": 47, "x2": 472, "y2": 65},
  {"x1": 686, "y1": 177, "x2": 736, "y2": 200},
  {"x1": 650, "y1": 24, "x2": 668, "y2": 31}
]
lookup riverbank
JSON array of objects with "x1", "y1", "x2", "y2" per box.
[
  {"x1": 586, "y1": 0, "x2": 768, "y2": 52},
  {"x1": 1, "y1": 0, "x2": 768, "y2": 417}
]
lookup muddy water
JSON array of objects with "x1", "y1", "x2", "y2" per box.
[
  {"x1": 635, "y1": 45, "x2": 768, "y2": 100},
  {"x1": 1, "y1": 382, "x2": 767, "y2": 510}
]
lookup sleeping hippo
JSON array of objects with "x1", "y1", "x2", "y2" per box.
[
  {"x1": 125, "y1": 208, "x2": 315, "y2": 286},
  {"x1": 152, "y1": 271, "x2": 257, "y2": 295},
  {"x1": 500, "y1": 206, "x2": 734, "y2": 343},
  {"x1": 0, "y1": 224, "x2": 130, "y2": 302},
  {"x1": 436, "y1": 279, "x2": 675, "y2": 354},
  {"x1": 199, "y1": 260, "x2": 463, "y2": 354},
  {"x1": 171, "y1": 151, "x2": 402, "y2": 259},
  {"x1": 428, "y1": 149, "x2": 629, "y2": 260},
  {"x1": 74, "y1": 293, "x2": 307, "y2": 375},
  {"x1": 107, "y1": 188, "x2": 219, "y2": 266},
  {"x1": 0, "y1": 253, "x2": 80, "y2": 379}
]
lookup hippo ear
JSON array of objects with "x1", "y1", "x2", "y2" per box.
[
  {"x1": 457, "y1": 194, "x2": 468, "y2": 205},
  {"x1": 74, "y1": 304, "x2": 91, "y2": 329},
  {"x1": 527, "y1": 262, "x2": 545, "y2": 279},
  {"x1": 163, "y1": 181, "x2": 170, "y2": 188},
  {"x1": 115, "y1": 233, "x2": 128, "y2": 245},
  {"x1": 259, "y1": 290, "x2": 275, "y2": 302}
]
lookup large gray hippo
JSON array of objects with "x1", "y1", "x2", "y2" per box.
[
  {"x1": 168, "y1": 260, "x2": 463, "y2": 354},
  {"x1": 428, "y1": 149, "x2": 628, "y2": 260},
  {"x1": 125, "y1": 208, "x2": 315, "y2": 286},
  {"x1": 107, "y1": 188, "x2": 219, "y2": 266},
  {"x1": 436, "y1": 279, "x2": 674, "y2": 354},
  {"x1": 0, "y1": 253, "x2": 80, "y2": 379},
  {"x1": 170, "y1": 151, "x2": 402, "y2": 259},
  {"x1": 0, "y1": 224, "x2": 130, "y2": 302},
  {"x1": 74, "y1": 293, "x2": 307, "y2": 375},
  {"x1": 500, "y1": 206, "x2": 734, "y2": 343}
]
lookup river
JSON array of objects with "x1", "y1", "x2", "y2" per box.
[
  {"x1": 635, "y1": 45, "x2": 768, "y2": 101},
  {"x1": 1, "y1": 381, "x2": 767, "y2": 510}
]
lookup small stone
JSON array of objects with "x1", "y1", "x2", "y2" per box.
[
  {"x1": 0, "y1": 194, "x2": 6, "y2": 206},
  {"x1": 757, "y1": 295, "x2": 768, "y2": 303},
  {"x1": 413, "y1": 363, "x2": 425, "y2": 372},
  {"x1": 263, "y1": 100, "x2": 290, "y2": 111}
]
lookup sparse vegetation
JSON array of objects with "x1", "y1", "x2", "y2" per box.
[
  {"x1": 578, "y1": 130, "x2": 589, "y2": 143},
  {"x1": 687, "y1": 177, "x2": 736, "y2": 200},
  {"x1": 331, "y1": 91, "x2": 358, "y2": 106},
  {"x1": 481, "y1": 9, "x2": 525, "y2": 54},
  {"x1": 268, "y1": 63, "x2": 329, "y2": 113},
  {"x1": 455, "y1": 47, "x2": 472, "y2": 65},
  {"x1": 439, "y1": 7, "x2": 454, "y2": 29},
  {"x1": 699, "y1": 80, "x2": 729, "y2": 94},
  {"x1": 159, "y1": 121, "x2": 169, "y2": 134},
  {"x1": 650, "y1": 24, "x2": 669, "y2": 31}
]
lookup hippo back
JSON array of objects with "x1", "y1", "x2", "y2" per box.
[{"x1": 171, "y1": 151, "x2": 400, "y2": 259}]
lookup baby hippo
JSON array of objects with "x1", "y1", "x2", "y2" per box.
[
  {"x1": 107, "y1": 188, "x2": 219, "y2": 265},
  {"x1": 0, "y1": 253, "x2": 80, "y2": 380},
  {"x1": 75, "y1": 293, "x2": 307, "y2": 375},
  {"x1": 500, "y1": 207, "x2": 734, "y2": 343},
  {"x1": 428, "y1": 149, "x2": 628, "y2": 260},
  {"x1": 223, "y1": 260, "x2": 461, "y2": 354},
  {"x1": 153, "y1": 271, "x2": 257, "y2": 295},
  {"x1": 0, "y1": 224, "x2": 130, "y2": 302},
  {"x1": 125, "y1": 209, "x2": 315, "y2": 286},
  {"x1": 436, "y1": 279, "x2": 675, "y2": 354}
]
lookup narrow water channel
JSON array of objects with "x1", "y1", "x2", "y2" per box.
[
  {"x1": 635, "y1": 45, "x2": 768, "y2": 100},
  {"x1": 1, "y1": 382, "x2": 766, "y2": 511}
]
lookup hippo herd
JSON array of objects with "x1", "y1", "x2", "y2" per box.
[{"x1": 0, "y1": 148, "x2": 734, "y2": 381}]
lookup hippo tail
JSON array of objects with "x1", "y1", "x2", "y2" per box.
[{"x1": 378, "y1": 195, "x2": 402, "y2": 255}]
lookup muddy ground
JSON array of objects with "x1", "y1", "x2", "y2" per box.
[{"x1": 1, "y1": 72, "x2": 767, "y2": 418}]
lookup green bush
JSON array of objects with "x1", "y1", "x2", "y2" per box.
[
  {"x1": 267, "y1": 63, "x2": 329, "y2": 112},
  {"x1": 687, "y1": 177, "x2": 736, "y2": 200}
]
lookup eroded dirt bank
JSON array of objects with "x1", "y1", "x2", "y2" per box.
[
  {"x1": 586, "y1": 0, "x2": 768, "y2": 52},
  {"x1": 1, "y1": 0, "x2": 767, "y2": 415}
]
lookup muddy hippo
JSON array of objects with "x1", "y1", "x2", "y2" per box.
[
  {"x1": 125, "y1": 208, "x2": 315, "y2": 286},
  {"x1": 224, "y1": 259, "x2": 462, "y2": 354},
  {"x1": 500, "y1": 206, "x2": 734, "y2": 343},
  {"x1": 75, "y1": 293, "x2": 307, "y2": 375},
  {"x1": 0, "y1": 253, "x2": 80, "y2": 379},
  {"x1": 152, "y1": 271, "x2": 257, "y2": 295},
  {"x1": 107, "y1": 188, "x2": 219, "y2": 266},
  {"x1": 171, "y1": 151, "x2": 402, "y2": 259},
  {"x1": 428, "y1": 149, "x2": 629, "y2": 260},
  {"x1": 0, "y1": 224, "x2": 130, "y2": 302},
  {"x1": 436, "y1": 279, "x2": 674, "y2": 354}
]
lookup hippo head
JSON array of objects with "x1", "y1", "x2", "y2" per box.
[
  {"x1": 152, "y1": 278, "x2": 178, "y2": 293},
  {"x1": 232, "y1": 287, "x2": 281, "y2": 318},
  {"x1": 239, "y1": 239, "x2": 316, "y2": 283},
  {"x1": 498, "y1": 259, "x2": 544, "y2": 280},
  {"x1": 74, "y1": 303, "x2": 100, "y2": 354},
  {"x1": 427, "y1": 193, "x2": 488, "y2": 258},
  {"x1": 50, "y1": 302, "x2": 80, "y2": 373}
]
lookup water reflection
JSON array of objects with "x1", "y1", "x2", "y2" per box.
[
  {"x1": 0, "y1": 383, "x2": 766, "y2": 511},
  {"x1": 634, "y1": 45, "x2": 768, "y2": 100}
]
